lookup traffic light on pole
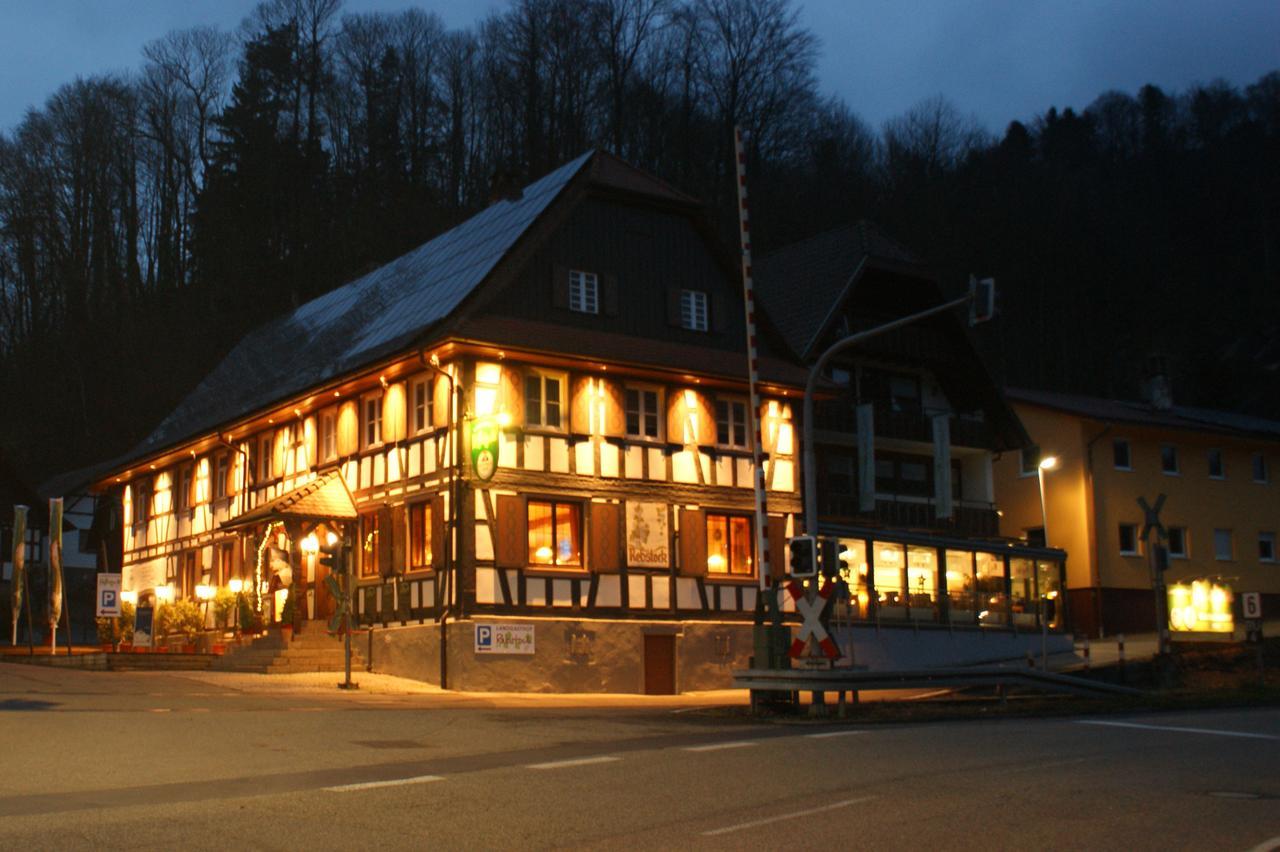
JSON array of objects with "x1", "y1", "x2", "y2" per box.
[
  {"x1": 788, "y1": 535, "x2": 817, "y2": 577},
  {"x1": 820, "y1": 537, "x2": 848, "y2": 579}
]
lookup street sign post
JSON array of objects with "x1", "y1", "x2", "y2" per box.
[
  {"x1": 95, "y1": 574, "x2": 122, "y2": 618},
  {"x1": 1241, "y1": 591, "x2": 1262, "y2": 621}
]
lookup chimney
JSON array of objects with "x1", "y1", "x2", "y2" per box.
[
  {"x1": 1142, "y1": 354, "x2": 1173, "y2": 410},
  {"x1": 488, "y1": 168, "x2": 524, "y2": 205}
]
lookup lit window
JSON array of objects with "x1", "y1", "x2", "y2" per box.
[
  {"x1": 1207, "y1": 449, "x2": 1224, "y2": 479},
  {"x1": 134, "y1": 479, "x2": 152, "y2": 524},
  {"x1": 568, "y1": 270, "x2": 599, "y2": 314},
  {"x1": 1167, "y1": 526, "x2": 1188, "y2": 558},
  {"x1": 259, "y1": 435, "x2": 273, "y2": 481},
  {"x1": 625, "y1": 387, "x2": 661, "y2": 439},
  {"x1": 214, "y1": 455, "x2": 230, "y2": 500},
  {"x1": 409, "y1": 502, "x2": 433, "y2": 570},
  {"x1": 1113, "y1": 439, "x2": 1131, "y2": 470},
  {"x1": 524, "y1": 372, "x2": 564, "y2": 429},
  {"x1": 1253, "y1": 453, "x2": 1269, "y2": 483},
  {"x1": 1258, "y1": 532, "x2": 1275, "y2": 563},
  {"x1": 680, "y1": 289, "x2": 708, "y2": 331},
  {"x1": 363, "y1": 395, "x2": 383, "y2": 447},
  {"x1": 715, "y1": 399, "x2": 748, "y2": 448},
  {"x1": 360, "y1": 512, "x2": 381, "y2": 577},
  {"x1": 1213, "y1": 528, "x2": 1233, "y2": 561},
  {"x1": 1160, "y1": 444, "x2": 1179, "y2": 475},
  {"x1": 1118, "y1": 524, "x2": 1139, "y2": 555},
  {"x1": 527, "y1": 500, "x2": 581, "y2": 567},
  {"x1": 176, "y1": 466, "x2": 193, "y2": 512},
  {"x1": 320, "y1": 410, "x2": 337, "y2": 461},
  {"x1": 411, "y1": 377, "x2": 434, "y2": 434},
  {"x1": 706, "y1": 513, "x2": 753, "y2": 576}
]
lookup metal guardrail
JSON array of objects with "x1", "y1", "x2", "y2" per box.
[{"x1": 732, "y1": 666, "x2": 1144, "y2": 697}]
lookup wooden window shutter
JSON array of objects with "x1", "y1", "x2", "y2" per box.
[
  {"x1": 666, "y1": 390, "x2": 685, "y2": 444},
  {"x1": 391, "y1": 505, "x2": 407, "y2": 575},
  {"x1": 552, "y1": 264, "x2": 570, "y2": 309},
  {"x1": 337, "y1": 401, "x2": 359, "y2": 456},
  {"x1": 588, "y1": 502, "x2": 621, "y2": 573},
  {"x1": 432, "y1": 374, "x2": 450, "y2": 428},
  {"x1": 384, "y1": 383, "x2": 406, "y2": 443},
  {"x1": 679, "y1": 508, "x2": 707, "y2": 576},
  {"x1": 711, "y1": 291, "x2": 728, "y2": 332},
  {"x1": 603, "y1": 274, "x2": 619, "y2": 316},
  {"x1": 499, "y1": 366, "x2": 524, "y2": 429},
  {"x1": 495, "y1": 494, "x2": 526, "y2": 568},
  {"x1": 305, "y1": 416, "x2": 318, "y2": 468},
  {"x1": 603, "y1": 379, "x2": 626, "y2": 436},
  {"x1": 570, "y1": 375, "x2": 593, "y2": 434},
  {"x1": 377, "y1": 506, "x2": 396, "y2": 578},
  {"x1": 696, "y1": 392, "x2": 716, "y2": 446},
  {"x1": 767, "y1": 515, "x2": 787, "y2": 582},
  {"x1": 430, "y1": 494, "x2": 445, "y2": 569},
  {"x1": 666, "y1": 288, "x2": 682, "y2": 327}
]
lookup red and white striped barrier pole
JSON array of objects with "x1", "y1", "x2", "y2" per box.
[{"x1": 734, "y1": 126, "x2": 771, "y2": 597}]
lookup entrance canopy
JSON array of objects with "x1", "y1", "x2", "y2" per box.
[{"x1": 219, "y1": 468, "x2": 357, "y2": 532}]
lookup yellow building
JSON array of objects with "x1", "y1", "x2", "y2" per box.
[{"x1": 994, "y1": 388, "x2": 1280, "y2": 636}]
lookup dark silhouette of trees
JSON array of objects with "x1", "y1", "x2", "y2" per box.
[{"x1": 0, "y1": 0, "x2": 1277, "y2": 484}]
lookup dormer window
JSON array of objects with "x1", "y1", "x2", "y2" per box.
[
  {"x1": 680, "y1": 289, "x2": 708, "y2": 331},
  {"x1": 569, "y1": 270, "x2": 599, "y2": 314}
]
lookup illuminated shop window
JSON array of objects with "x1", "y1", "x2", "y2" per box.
[
  {"x1": 706, "y1": 513, "x2": 752, "y2": 576},
  {"x1": 409, "y1": 502, "x2": 433, "y2": 570},
  {"x1": 527, "y1": 500, "x2": 581, "y2": 567}
]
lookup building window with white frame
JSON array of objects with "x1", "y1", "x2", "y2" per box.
[
  {"x1": 524, "y1": 371, "x2": 564, "y2": 429},
  {"x1": 411, "y1": 376, "x2": 434, "y2": 434},
  {"x1": 715, "y1": 398, "x2": 748, "y2": 448},
  {"x1": 1213, "y1": 528, "x2": 1233, "y2": 561},
  {"x1": 1253, "y1": 453, "x2": 1269, "y2": 483},
  {"x1": 1118, "y1": 523, "x2": 1139, "y2": 555},
  {"x1": 1259, "y1": 532, "x2": 1276, "y2": 563},
  {"x1": 320, "y1": 409, "x2": 337, "y2": 461},
  {"x1": 625, "y1": 387, "x2": 661, "y2": 439},
  {"x1": 568, "y1": 270, "x2": 599, "y2": 314},
  {"x1": 1113, "y1": 438, "x2": 1131, "y2": 470},
  {"x1": 259, "y1": 434, "x2": 274, "y2": 481},
  {"x1": 1167, "y1": 526, "x2": 1188, "y2": 558},
  {"x1": 680, "y1": 289, "x2": 708, "y2": 331},
  {"x1": 1160, "y1": 444, "x2": 1179, "y2": 474},
  {"x1": 363, "y1": 394, "x2": 383, "y2": 447}
]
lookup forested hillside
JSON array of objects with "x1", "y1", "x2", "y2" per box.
[{"x1": 0, "y1": 0, "x2": 1277, "y2": 483}]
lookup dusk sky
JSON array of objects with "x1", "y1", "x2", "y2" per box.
[{"x1": 1, "y1": 0, "x2": 1277, "y2": 135}]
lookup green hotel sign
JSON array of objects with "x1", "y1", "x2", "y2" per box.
[{"x1": 471, "y1": 418, "x2": 499, "y2": 482}]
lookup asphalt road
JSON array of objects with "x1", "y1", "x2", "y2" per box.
[{"x1": 0, "y1": 664, "x2": 1277, "y2": 851}]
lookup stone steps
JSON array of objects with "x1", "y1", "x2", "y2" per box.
[{"x1": 211, "y1": 628, "x2": 362, "y2": 674}]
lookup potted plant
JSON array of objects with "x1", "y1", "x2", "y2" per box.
[
  {"x1": 279, "y1": 588, "x2": 297, "y2": 644},
  {"x1": 118, "y1": 602, "x2": 135, "y2": 652},
  {"x1": 171, "y1": 600, "x2": 203, "y2": 653},
  {"x1": 96, "y1": 615, "x2": 119, "y2": 652},
  {"x1": 152, "y1": 603, "x2": 173, "y2": 652},
  {"x1": 237, "y1": 595, "x2": 263, "y2": 638}
]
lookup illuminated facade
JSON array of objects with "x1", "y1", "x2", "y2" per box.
[
  {"x1": 994, "y1": 388, "x2": 1280, "y2": 636},
  {"x1": 93, "y1": 155, "x2": 1068, "y2": 691}
]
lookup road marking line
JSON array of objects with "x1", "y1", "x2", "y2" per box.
[
  {"x1": 324, "y1": 775, "x2": 443, "y2": 792},
  {"x1": 683, "y1": 741, "x2": 757, "y2": 752},
  {"x1": 1077, "y1": 720, "x2": 1278, "y2": 740},
  {"x1": 526, "y1": 756, "x2": 621, "y2": 770},
  {"x1": 702, "y1": 796, "x2": 877, "y2": 836},
  {"x1": 806, "y1": 730, "x2": 868, "y2": 739},
  {"x1": 148, "y1": 708, "x2": 171, "y2": 713}
]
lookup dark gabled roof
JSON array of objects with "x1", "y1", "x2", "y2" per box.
[
  {"x1": 1007, "y1": 388, "x2": 1280, "y2": 442},
  {"x1": 123, "y1": 151, "x2": 703, "y2": 471},
  {"x1": 755, "y1": 221, "x2": 920, "y2": 360}
]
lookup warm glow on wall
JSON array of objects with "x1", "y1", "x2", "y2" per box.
[
  {"x1": 475, "y1": 362, "x2": 501, "y2": 386},
  {"x1": 155, "y1": 584, "x2": 175, "y2": 602},
  {"x1": 682, "y1": 389, "x2": 699, "y2": 444}
]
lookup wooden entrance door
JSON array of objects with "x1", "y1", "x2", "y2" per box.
[
  {"x1": 313, "y1": 555, "x2": 332, "y2": 621},
  {"x1": 643, "y1": 634, "x2": 676, "y2": 695}
]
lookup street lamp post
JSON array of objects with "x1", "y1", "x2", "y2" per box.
[{"x1": 1036, "y1": 455, "x2": 1058, "y2": 669}]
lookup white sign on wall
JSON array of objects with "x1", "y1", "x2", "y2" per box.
[
  {"x1": 475, "y1": 622, "x2": 535, "y2": 655},
  {"x1": 96, "y1": 574, "x2": 122, "y2": 617},
  {"x1": 626, "y1": 502, "x2": 669, "y2": 568},
  {"x1": 1241, "y1": 591, "x2": 1262, "y2": 620}
]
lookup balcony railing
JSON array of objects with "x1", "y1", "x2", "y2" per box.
[
  {"x1": 813, "y1": 401, "x2": 994, "y2": 449},
  {"x1": 818, "y1": 494, "x2": 1000, "y2": 538}
]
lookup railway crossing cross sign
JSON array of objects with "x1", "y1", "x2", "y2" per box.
[{"x1": 783, "y1": 578, "x2": 840, "y2": 660}]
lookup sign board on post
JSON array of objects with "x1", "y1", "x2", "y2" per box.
[
  {"x1": 133, "y1": 605, "x2": 154, "y2": 648},
  {"x1": 1241, "y1": 592, "x2": 1262, "y2": 621},
  {"x1": 95, "y1": 574, "x2": 122, "y2": 617},
  {"x1": 475, "y1": 622, "x2": 535, "y2": 655}
]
